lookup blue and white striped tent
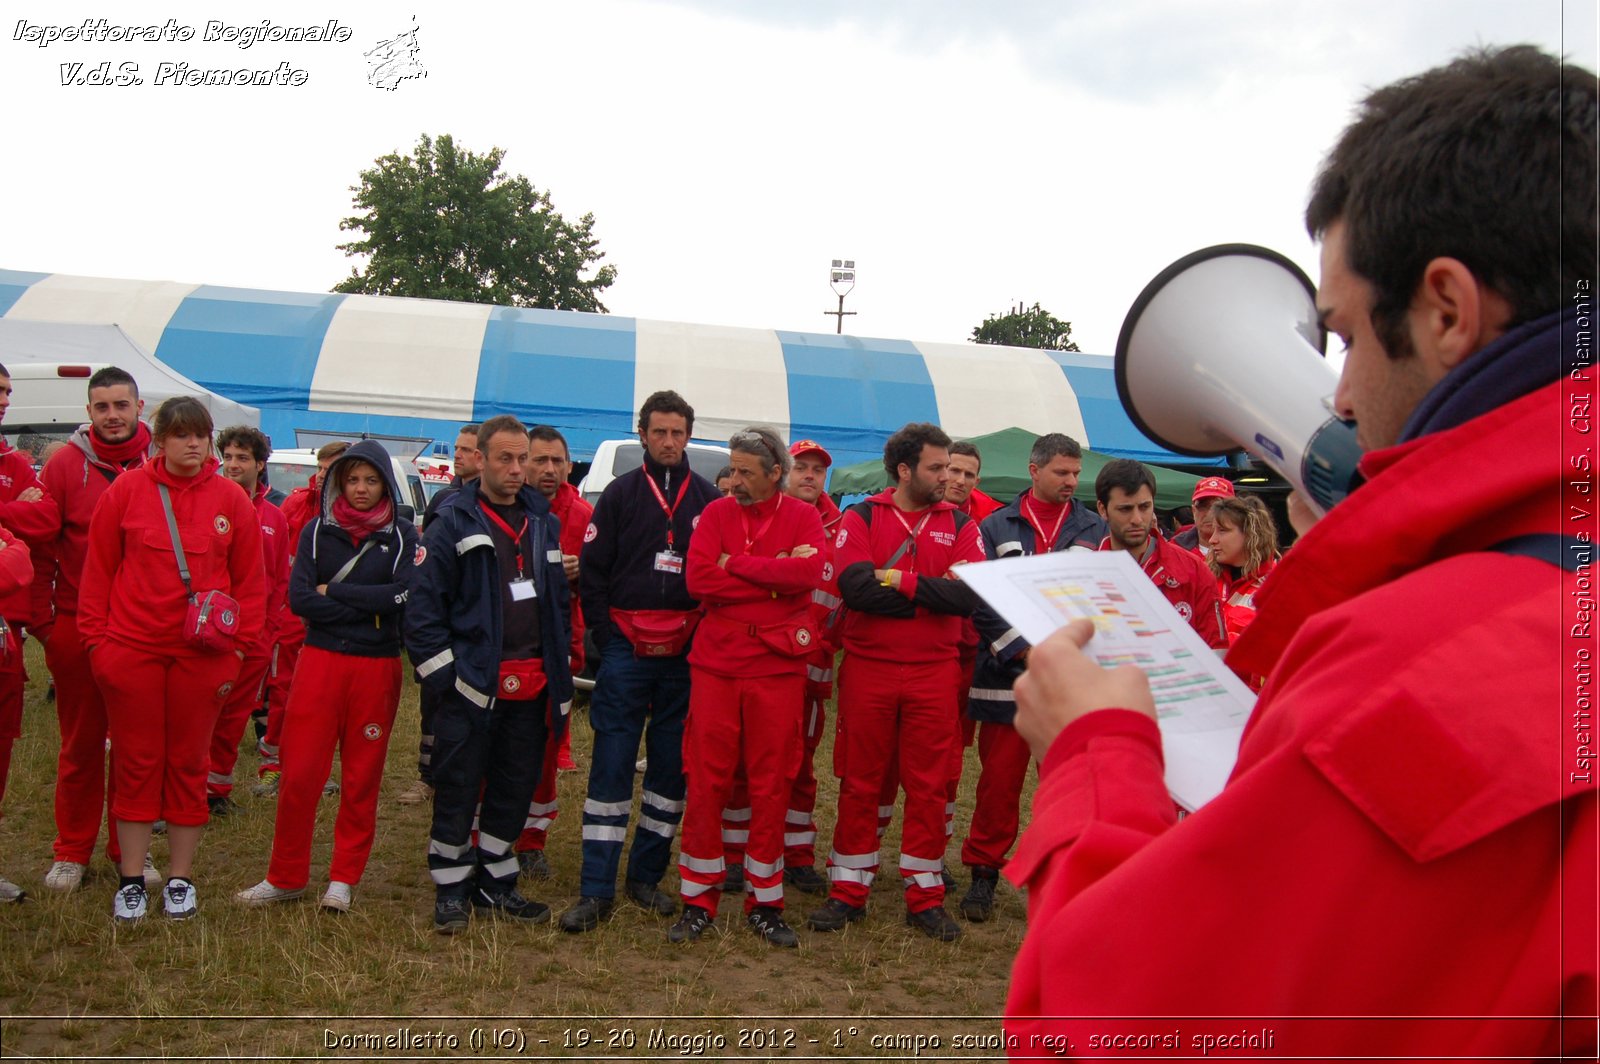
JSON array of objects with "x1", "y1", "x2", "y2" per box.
[{"x1": 0, "y1": 268, "x2": 1212, "y2": 468}]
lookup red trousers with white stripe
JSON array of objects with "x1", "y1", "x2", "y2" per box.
[
  {"x1": 43, "y1": 612, "x2": 121, "y2": 863},
  {"x1": 872, "y1": 648, "x2": 977, "y2": 847},
  {"x1": 266, "y1": 646, "x2": 401, "y2": 890},
  {"x1": 827, "y1": 655, "x2": 960, "y2": 913},
  {"x1": 259, "y1": 620, "x2": 305, "y2": 776},
  {"x1": 515, "y1": 725, "x2": 562, "y2": 852},
  {"x1": 207, "y1": 649, "x2": 271, "y2": 797},
  {"x1": 721, "y1": 691, "x2": 827, "y2": 868},
  {"x1": 93, "y1": 639, "x2": 239, "y2": 826},
  {"x1": 959, "y1": 719, "x2": 1033, "y2": 870},
  {"x1": 678, "y1": 668, "x2": 804, "y2": 917},
  {"x1": 0, "y1": 654, "x2": 20, "y2": 830}
]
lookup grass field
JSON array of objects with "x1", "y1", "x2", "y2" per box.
[{"x1": 0, "y1": 643, "x2": 1036, "y2": 1060}]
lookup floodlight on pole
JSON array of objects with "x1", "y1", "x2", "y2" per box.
[{"x1": 825, "y1": 258, "x2": 857, "y2": 333}]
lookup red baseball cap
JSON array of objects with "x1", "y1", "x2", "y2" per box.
[
  {"x1": 1192, "y1": 476, "x2": 1235, "y2": 503},
  {"x1": 789, "y1": 439, "x2": 832, "y2": 467}
]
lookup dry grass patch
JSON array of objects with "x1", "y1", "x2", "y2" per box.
[{"x1": 0, "y1": 643, "x2": 1034, "y2": 1057}]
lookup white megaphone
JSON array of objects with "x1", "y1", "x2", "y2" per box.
[{"x1": 1115, "y1": 244, "x2": 1363, "y2": 515}]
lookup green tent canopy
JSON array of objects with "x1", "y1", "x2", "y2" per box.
[{"x1": 827, "y1": 426, "x2": 1204, "y2": 511}]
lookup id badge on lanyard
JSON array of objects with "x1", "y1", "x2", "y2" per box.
[
  {"x1": 646, "y1": 471, "x2": 692, "y2": 575},
  {"x1": 508, "y1": 578, "x2": 537, "y2": 601}
]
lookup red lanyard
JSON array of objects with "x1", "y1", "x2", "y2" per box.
[
  {"x1": 1021, "y1": 495, "x2": 1070, "y2": 554},
  {"x1": 887, "y1": 505, "x2": 933, "y2": 572},
  {"x1": 645, "y1": 471, "x2": 693, "y2": 550},
  {"x1": 479, "y1": 500, "x2": 529, "y2": 578},
  {"x1": 739, "y1": 494, "x2": 783, "y2": 554}
]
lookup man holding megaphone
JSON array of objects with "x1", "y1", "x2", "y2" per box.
[{"x1": 1004, "y1": 46, "x2": 1596, "y2": 1059}]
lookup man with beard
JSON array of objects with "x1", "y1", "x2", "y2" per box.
[
  {"x1": 1095, "y1": 458, "x2": 1224, "y2": 649},
  {"x1": 35, "y1": 367, "x2": 159, "y2": 894},
  {"x1": 673, "y1": 427, "x2": 824, "y2": 946},
  {"x1": 809, "y1": 422, "x2": 983, "y2": 941},
  {"x1": 509, "y1": 425, "x2": 590, "y2": 878}
]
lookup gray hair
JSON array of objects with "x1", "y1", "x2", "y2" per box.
[{"x1": 728, "y1": 426, "x2": 790, "y2": 476}]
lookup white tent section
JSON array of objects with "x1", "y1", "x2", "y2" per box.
[{"x1": 0, "y1": 318, "x2": 260, "y2": 430}]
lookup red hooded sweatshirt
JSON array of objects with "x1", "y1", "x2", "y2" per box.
[{"x1": 78, "y1": 455, "x2": 267, "y2": 657}]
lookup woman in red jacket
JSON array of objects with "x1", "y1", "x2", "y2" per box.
[
  {"x1": 0, "y1": 524, "x2": 33, "y2": 903},
  {"x1": 1207, "y1": 494, "x2": 1278, "y2": 688},
  {"x1": 79, "y1": 397, "x2": 266, "y2": 923}
]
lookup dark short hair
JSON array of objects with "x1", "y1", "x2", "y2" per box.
[
  {"x1": 217, "y1": 425, "x2": 270, "y2": 463},
  {"x1": 637, "y1": 390, "x2": 695, "y2": 436},
  {"x1": 88, "y1": 366, "x2": 139, "y2": 399},
  {"x1": 316, "y1": 441, "x2": 350, "y2": 463},
  {"x1": 948, "y1": 441, "x2": 981, "y2": 467},
  {"x1": 1030, "y1": 432, "x2": 1083, "y2": 467},
  {"x1": 883, "y1": 422, "x2": 951, "y2": 482},
  {"x1": 728, "y1": 426, "x2": 789, "y2": 476},
  {"x1": 0, "y1": 362, "x2": 8, "y2": 379},
  {"x1": 1095, "y1": 458, "x2": 1156, "y2": 505},
  {"x1": 457, "y1": 423, "x2": 481, "y2": 438},
  {"x1": 478, "y1": 414, "x2": 528, "y2": 450},
  {"x1": 151, "y1": 396, "x2": 213, "y2": 443},
  {"x1": 527, "y1": 424, "x2": 570, "y2": 459},
  {"x1": 715, "y1": 465, "x2": 733, "y2": 481},
  {"x1": 1306, "y1": 45, "x2": 1598, "y2": 357}
]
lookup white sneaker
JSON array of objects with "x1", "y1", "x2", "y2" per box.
[
  {"x1": 163, "y1": 878, "x2": 198, "y2": 920},
  {"x1": 0, "y1": 875, "x2": 25, "y2": 903},
  {"x1": 319, "y1": 881, "x2": 353, "y2": 913},
  {"x1": 234, "y1": 879, "x2": 305, "y2": 906},
  {"x1": 112, "y1": 882, "x2": 147, "y2": 922},
  {"x1": 142, "y1": 853, "x2": 163, "y2": 889},
  {"x1": 44, "y1": 861, "x2": 87, "y2": 893}
]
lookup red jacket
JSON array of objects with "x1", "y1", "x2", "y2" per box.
[
  {"x1": 249, "y1": 480, "x2": 291, "y2": 653},
  {"x1": 958, "y1": 487, "x2": 1003, "y2": 523},
  {"x1": 686, "y1": 492, "x2": 825, "y2": 678},
  {"x1": 280, "y1": 477, "x2": 320, "y2": 553},
  {"x1": 549, "y1": 480, "x2": 593, "y2": 673},
  {"x1": 0, "y1": 525, "x2": 34, "y2": 664},
  {"x1": 804, "y1": 492, "x2": 845, "y2": 698},
  {"x1": 834, "y1": 490, "x2": 985, "y2": 663},
  {"x1": 1004, "y1": 375, "x2": 1596, "y2": 1059},
  {"x1": 1098, "y1": 530, "x2": 1226, "y2": 649},
  {"x1": 78, "y1": 456, "x2": 268, "y2": 657},
  {"x1": 29, "y1": 425, "x2": 152, "y2": 632},
  {"x1": 0, "y1": 437, "x2": 56, "y2": 627}
]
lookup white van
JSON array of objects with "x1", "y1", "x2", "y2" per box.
[{"x1": 576, "y1": 439, "x2": 732, "y2": 505}]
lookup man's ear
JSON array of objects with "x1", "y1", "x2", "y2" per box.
[{"x1": 1410, "y1": 257, "x2": 1513, "y2": 372}]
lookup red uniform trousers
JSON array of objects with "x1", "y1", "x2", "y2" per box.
[
  {"x1": 678, "y1": 668, "x2": 804, "y2": 917},
  {"x1": 720, "y1": 689, "x2": 827, "y2": 869},
  {"x1": 0, "y1": 647, "x2": 22, "y2": 831},
  {"x1": 959, "y1": 719, "x2": 1032, "y2": 870},
  {"x1": 207, "y1": 648, "x2": 271, "y2": 798},
  {"x1": 43, "y1": 612, "x2": 121, "y2": 863},
  {"x1": 827, "y1": 655, "x2": 960, "y2": 913},
  {"x1": 93, "y1": 639, "x2": 239, "y2": 826},
  {"x1": 266, "y1": 646, "x2": 401, "y2": 890},
  {"x1": 259, "y1": 616, "x2": 305, "y2": 776},
  {"x1": 515, "y1": 728, "x2": 562, "y2": 852},
  {"x1": 872, "y1": 647, "x2": 977, "y2": 847}
]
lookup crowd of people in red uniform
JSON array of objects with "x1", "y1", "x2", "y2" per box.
[{"x1": 0, "y1": 363, "x2": 1270, "y2": 935}]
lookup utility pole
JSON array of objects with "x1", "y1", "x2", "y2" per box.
[{"x1": 824, "y1": 258, "x2": 856, "y2": 334}]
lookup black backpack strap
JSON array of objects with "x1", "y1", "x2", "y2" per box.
[{"x1": 1486, "y1": 533, "x2": 1589, "y2": 573}]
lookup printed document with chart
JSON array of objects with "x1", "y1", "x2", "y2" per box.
[{"x1": 956, "y1": 550, "x2": 1256, "y2": 810}]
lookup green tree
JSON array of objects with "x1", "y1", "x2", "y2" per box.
[
  {"x1": 971, "y1": 301, "x2": 1081, "y2": 351},
  {"x1": 334, "y1": 133, "x2": 616, "y2": 312}
]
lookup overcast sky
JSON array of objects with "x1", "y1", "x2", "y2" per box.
[{"x1": 4, "y1": 1, "x2": 1594, "y2": 356}]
